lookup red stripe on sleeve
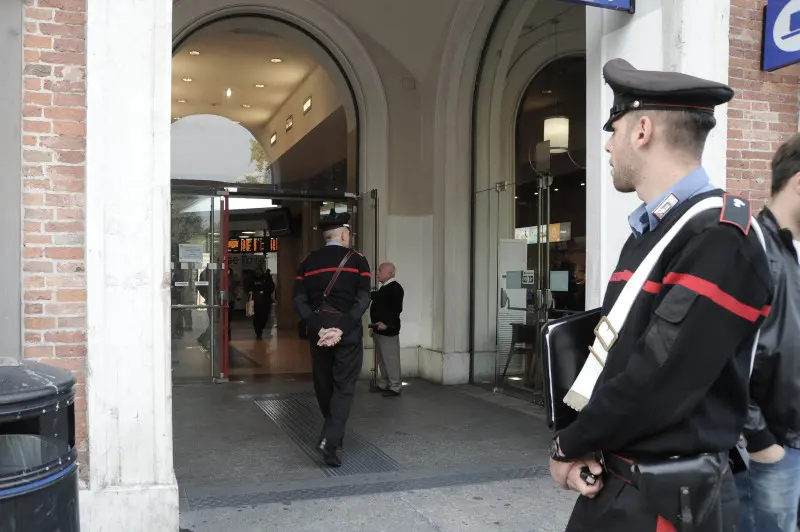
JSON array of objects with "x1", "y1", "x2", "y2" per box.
[
  {"x1": 295, "y1": 276, "x2": 303, "y2": 281},
  {"x1": 662, "y1": 272, "x2": 770, "y2": 323},
  {"x1": 360, "y1": 272, "x2": 371, "y2": 277},
  {"x1": 609, "y1": 270, "x2": 662, "y2": 294}
]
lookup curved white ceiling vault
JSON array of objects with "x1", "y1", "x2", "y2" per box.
[{"x1": 172, "y1": 17, "x2": 323, "y2": 131}]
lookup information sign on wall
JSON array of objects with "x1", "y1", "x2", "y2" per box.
[
  {"x1": 557, "y1": 0, "x2": 634, "y2": 13},
  {"x1": 763, "y1": 0, "x2": 800, "y2": 71}
]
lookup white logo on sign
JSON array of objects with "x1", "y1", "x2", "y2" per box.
[
  {"x1": 733, "y1": 198, "x2": 746, "y2": 208},
  {"x1": 773, "y1": 0, "x2": 800, "y2": 53}
]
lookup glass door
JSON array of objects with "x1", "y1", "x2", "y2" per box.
[{"x1": 170, "y1": 188, "x2": 227, "y2": 383}]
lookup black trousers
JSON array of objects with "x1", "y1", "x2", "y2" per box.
[
  {"x1": 310, "y1": 327, "x2": 363, "y2": 449},
  {"x1": 253, "y1": 305, "x2": 270, "y2": 337},
  {"x1": 566, "y1": 467, "x2": 740, "y2": 532}
]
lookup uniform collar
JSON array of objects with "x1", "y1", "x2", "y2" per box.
[
  {"x1": 381, "y1": 278, "x2": 396, "y2": 287},
  {"x1": 628, "y1": 167, "x2": 714, "y2": 236},
  {"x1": 326, "y1": 241, "x2": 343, "y2": 247}
]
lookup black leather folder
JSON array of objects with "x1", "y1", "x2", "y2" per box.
[{"x1": 540, "y1": 307, "x2": 601, "y2": 432}]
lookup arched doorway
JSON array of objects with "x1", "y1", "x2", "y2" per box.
[
  {"x1": 470, "y1": 0, "x2": 587, "y2": 400},
  {"x1": 168, "y1": 13, "x2": 376, "y2": 385}
]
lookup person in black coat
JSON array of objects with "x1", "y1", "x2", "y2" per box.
[
  {"x1": 293, "y1": 212, "x2": 371, "y2": 467},
  {"x1": 369, "y1": 262, "x2": 404, "y2": 397}
]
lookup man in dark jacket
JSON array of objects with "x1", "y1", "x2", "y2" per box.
[
  {"x1": 369, "y1": 262, "x2": 404, "y2": 397},
  {"x1": 293, "y1": 212, "x2": 371, "y2": 467},
  {"x1": 738, "y1": 133, "x2": 800, "y2": 532}
]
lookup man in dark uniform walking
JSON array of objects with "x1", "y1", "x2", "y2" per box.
[
  {"x1": 293, "y1": 211, "x2": 371, "y2": 467},
  {"x1": 548, "y1": 59, "x2": 773, "y2": 531}
]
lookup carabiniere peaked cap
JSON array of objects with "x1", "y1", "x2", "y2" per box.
[
  {"x1": 318, "y1": 210, "x2": 350, "y2": 231},
  {"x1": 602, "y1": 58, "x2": 735, "y2": 132}
]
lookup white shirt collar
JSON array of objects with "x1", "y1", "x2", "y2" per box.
[
  {"x1": 381, "y1": 278, "x2": 396, "y2": 286},
  {"x1": 794, "y1": 241, "x2": 800, "y2": 265}
]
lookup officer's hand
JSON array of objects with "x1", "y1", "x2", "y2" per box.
[
  {"x1": 565, "y1": 460, "x2": 604, "y2": 499},
  {"x1": 376, "y1": 322, "x2": 387, "y2": 330}
]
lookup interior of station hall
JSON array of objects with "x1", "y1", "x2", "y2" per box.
[{"x1": 168, "y1": 0, "x2": 590, "y2": 402}]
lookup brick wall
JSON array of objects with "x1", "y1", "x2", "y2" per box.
[
  {"x1": 22, "y1": 0, "x2": 88, "y2": 483},
  {"x1": 728, "y1": 0, "x2": 800, "y2": 210}
]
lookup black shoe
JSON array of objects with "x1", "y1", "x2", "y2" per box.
[
  {"x1": 382, "y1": 389, "x2": 401, "y2": 398},
  {"x1": 317, "y1": 438, "x2": 342, "y2": 467},
  {"x1": 369, "y1": 385, "x2": 385, "y2": 394}
]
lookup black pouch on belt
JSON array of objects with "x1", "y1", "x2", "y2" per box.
[
  {"x1": 605, "y1": 452, "x2": 727, "y2": 532},
  {"x1": 633, "y1": 453, "x2": 727, "y2": 532}
]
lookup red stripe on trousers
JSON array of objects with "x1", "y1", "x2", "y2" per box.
[
  {"x1": 609, "y1": 270, "x2": 662, "y2": 294},
  {"x1": 657, "y1": 516, "x2": 676, "y2": 532},
  {"x1": 662, "y1": 272, "x2": 770, "y2": 323}
]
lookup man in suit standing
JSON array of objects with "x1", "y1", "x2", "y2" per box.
[{"x1": 370, "y1": 262, "x2": 404, "y2": 397}]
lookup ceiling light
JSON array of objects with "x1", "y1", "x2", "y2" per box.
[
  {"x1": 182, "y1": 77, "x2": 192, "y2": 82},
  {"x1": 303, "y1": 96, "x2": 312, "y2": 114},
  {"x1": 542, "y1": 89, "x2": 553, "y2": 94},
  {"x1": 554, "y1": 188, "x2": 560, "y2": 192},
  {"x1": 177, "y1": 99, "x2": 186, "y2": 103},
  {"x1": 172, "y1": 116, "x2": 181, "y2": 120},
  {"x1": 544, "y1": 115, "x2": 569, "y2": 154},
  {"x1": 189, "y1": 50, "x2": 200, "y2": 56},
  {"x1": 234, "y1": 121, "x2": 241, "y2": 124},
  {"x1": 226, "y1": 88, "x2": 232, "y2": 98},
  {"x1": 270, "y1": 58, "x2": 282, "y2": 63},
  {"x1": 270, "y1": 133, "x2": 277, "y2": 146},
  {"x1": 285, "y1": 115, "x2": 293, "y2": 131},
  {"x1": 241, "y1": 104, "x2": 251, "y2": 108},
  {"x1": 581, "y1": 182, "x2": 586, "y2": 186},
  {"x1": 254, "y1": 84, "x2": 265, "y2": 88}
]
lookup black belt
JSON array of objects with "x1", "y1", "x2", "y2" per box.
[{"x1": 602, "y1": 452, "x2": 730, "y2": 486}]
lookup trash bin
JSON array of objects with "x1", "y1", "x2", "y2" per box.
[{"x1": 0, "y1": 357, "x2": 79, "y2": 531}]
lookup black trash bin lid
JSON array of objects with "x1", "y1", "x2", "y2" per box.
[
  {"x1": 0, "y1": 434, "x2": 77, "y2": 499},
  {"x1": 0, "y1": 358, "x2": 76, "y2": 413}
]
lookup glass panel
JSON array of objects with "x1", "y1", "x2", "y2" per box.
[{"x1": 170, "y1": 192, "x2": 223, "y2": 383}]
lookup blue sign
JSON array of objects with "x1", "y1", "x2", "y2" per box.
[
  {"x1": 558, "y1": 0, "x2": 634, "y2": 13},
  {"x1": 763, "y1": 0, "x2": 800, "y2": 71}
]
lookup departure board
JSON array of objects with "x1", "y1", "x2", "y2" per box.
[{"x1": 227, "y1": 237, "x2": 279, "y2": 254}]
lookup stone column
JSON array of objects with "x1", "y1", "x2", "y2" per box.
[{"x1": 84, "y1": 0, "x2": 178, "y2": 529}]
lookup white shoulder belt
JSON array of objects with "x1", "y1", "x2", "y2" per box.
[{"x1": 564, "y1": 196, "x2": 767, "y2": 411}]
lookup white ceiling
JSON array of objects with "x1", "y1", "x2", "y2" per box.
[{"x1": 172, "y1": 18, "x2": 320, "y2": 130}]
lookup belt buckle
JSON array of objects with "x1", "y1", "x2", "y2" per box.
[{"x1": 593, "y1": 315, "x2": 618, "y2": 352}]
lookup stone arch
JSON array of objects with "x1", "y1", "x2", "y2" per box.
[
  {"x1": 172, "y1": 0, "x2": 389, "y2": 263},
  {"x1": 470, "y1": 0, "x2": 587, "y2": 366}
]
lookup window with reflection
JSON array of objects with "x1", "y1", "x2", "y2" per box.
[{"x1": 515, "y1": 55, "x2": 587, "y2": 312}]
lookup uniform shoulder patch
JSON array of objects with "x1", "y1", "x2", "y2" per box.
[{"x1": 719, "y1": 193, "x2": 752, "y2": 235}]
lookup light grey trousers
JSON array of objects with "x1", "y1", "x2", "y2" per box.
[{"x1": 373, "y1": 333, "x2": 402, "y2": 391}]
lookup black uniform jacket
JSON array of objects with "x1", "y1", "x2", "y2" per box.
[
  {"x1": 745, "y1": 208, "x2": 800, "y2": 452},
  {"x1": 558, "y1": 190, "x2": 773, "y2": 461},
  {"x1": 370, "y1": 281, "x2": 404, "y2": 336},
  {"x1": 292, "y1": 245, "x2": 372, "y2": 338}
]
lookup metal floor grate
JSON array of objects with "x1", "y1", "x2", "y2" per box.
[{"x1": 255, "y1": 396, "x2": 405, "y2": 477}]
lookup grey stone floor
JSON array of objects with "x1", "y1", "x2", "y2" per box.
[{"x1": 174, "y1": 378, "x2": 577, "y2": 531}]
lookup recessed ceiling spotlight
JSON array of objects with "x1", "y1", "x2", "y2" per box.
[
  {"x1": 241, "y1": 104, "x2": 251, "y2": 108},
  {"x1": 182, "y1": 77, "x2": 192, "y2": 82},
  {"x1": 270, "y1": 58, "x2": 282, "y2": 63},
  {"x1": 542, "y1": 89, "x2": 553, "y2": 94},
  {"x1": 234, "y1": 121, "x2": 241, "y2": 124},
  {"x1": 226, "y1": 88, "x2": 232, "y2": 98},
  {"x1": 173, "y1": 116, "x2": 181, "y2": 120},
  {"x1": 177, "y1": 99, "x2": 187, "y2": 103},
  {"x1": 254, "y1": 84, "x2": 265, "y2": 88},
  {"x1": 189, "y1": 50, "x2": 200, "y2": 56}
]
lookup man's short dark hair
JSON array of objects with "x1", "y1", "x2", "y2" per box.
[
  {"x1": 771, "y1": 133, "x2": 800, "y2": 196},
  {"x1": 627, "y1": 110, "x2": 716, "y2": 159}
]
